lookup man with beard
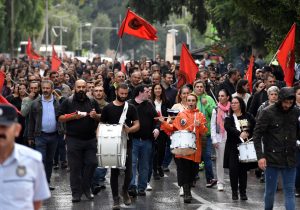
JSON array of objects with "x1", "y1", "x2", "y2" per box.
[
  {"x1": 0, "y1": 105, "x2": 50, "y2": 210},
  {"x1": 21, "y1": 81, "x2": 40, "y2": 146},
  {"x1": 28, "y1": 80, "x2": 64, "y2": 191},
  {"x1": 253, "y1": 87, "x2": 300, "y2": 210},
  {"x1": 49, "y1": 71, "x2": 72, "y2": 98},
  {"x1": 141, "y1": 69, "x2": 151, "y2": 85},
  {"x1": 58, "y1": 79, "x2": 101, "y2": 203},
  {"x1": 100, "y1": 83, "x2": 140, "y2": 209}
]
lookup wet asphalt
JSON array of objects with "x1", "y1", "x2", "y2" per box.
[{"x1": 42, "y1": 161, "x2": 300, "y2": 210}]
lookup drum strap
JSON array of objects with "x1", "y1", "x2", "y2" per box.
[
  {"x1": 119, "y1": 102, "x2": 128, "y2": 124},
  {"x1": 193, "y1": 112, "x2": 196, "y2": 133}
]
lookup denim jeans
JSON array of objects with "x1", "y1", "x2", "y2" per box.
[
  {"x1": 264, "y1": 166, "x2": 296, "y2": 210},
  {"x1": 202, "y1": 136, "x2": 214, "y2": 182},
  {"x1": 162, "y1": 138, "x2": 172, "y2": 168},
  {"x1": 130, "y1": 139, "x2": 152, "y2": 191},
  {"x1": 35, "y1": 132, "x2": 59, "y2": 183},
  {"x1": 296, "y1": 150, "x2": 300, "y2": 189},
  {"x1": 54, "y1": 135, "x2": 66, "y2": 164},
  {"x1": 92, "y1": 167, "x2": 107, "y2": 187}
]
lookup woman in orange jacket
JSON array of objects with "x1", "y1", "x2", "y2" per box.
[{"x1": 158, "y1": 93, "x2": 207, "y2": 203}]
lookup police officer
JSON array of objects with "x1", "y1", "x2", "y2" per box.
[{"x1": 0, "y1": 105, "x2": 50, "y2": 210}]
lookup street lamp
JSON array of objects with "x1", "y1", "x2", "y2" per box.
[
  {"x1": 52, "y1": 15, "x2": 69, "y2": 46},
  {"x1": 51, "y1": 26, "x2": 68, "y2": 45},
  {"x1": 166, "y1": 24, "x2": 192, "y2": 49},
  {"x1": 90, "y1": 26, "x2": 118, "y2": 53},
  {"x1": 79, "y1": 22, "x2": 91, "y2": 50}
]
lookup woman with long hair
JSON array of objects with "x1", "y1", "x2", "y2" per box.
[
  {"x1": 159, "y1": 93, "x2": 207, "y2": 203},
  {"x1": 224, "y1": 96, "x2": 256, "y2": 200},
  {"x1": 211, "y1": 89, "x2": 231, "y2": 191},
  {"x1": 232, "y1": 79, "x2": 251, "y2": 107},
  {"x1": 149, "y1": 84, "x2": 171, "y2": 185},
  {"x1": 172, "y1": 85, "x2": 191, "y2": 111}
]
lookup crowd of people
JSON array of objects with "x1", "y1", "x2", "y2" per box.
[{"x1": 0, "y1": 52, "x2": 300, "y2": 210}]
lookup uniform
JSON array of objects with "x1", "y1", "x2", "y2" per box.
[{"x1": 0, "y1": 143, "x2": 50, "y2": 210}]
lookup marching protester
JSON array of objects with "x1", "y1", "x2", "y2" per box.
[
  {"x1": 27, "y1": 80, "x2": 64, "y2": 191},
  {"x1": 253, "y1": 87, "x2": 300, "y2": 210},
  {"x1": 224, "y1": 96, "x2": 256, "y2": 200},
  {"x1": 100, "y1": 83, "x2": 139, "y2": 209},
  {"x1": 211, "y1": 89, "x2": 231, "y2": 191},
  {"x1": 128, "y1": 85, "x2": 160, "y2": 196},
  {"x1": 193, "y1": 80, "x2": 217, "y2": 188},
  {"x1": 158, "y1": 93, "x2": 207, "y2": 203},
  {"x1": 58, "y1": 79, "x2": 101, "y2": 203},
  {"x1": 0, "y1": 105, "x2": 50, "y2": 210}
]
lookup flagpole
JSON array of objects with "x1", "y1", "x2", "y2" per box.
[
  {"x1": 114, "y1": 38, "x2": 122, "y2": 63},
  {"x1": 269, "y1": 50, "x2": 279, "y2": 66}
]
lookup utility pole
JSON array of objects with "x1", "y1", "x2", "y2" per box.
[
  {"x1": 10, "y1": 0, "x2": 15, "y2": 57},
  {"x1": 45, "y1": 0, "x2": 49, "y2": 55}
]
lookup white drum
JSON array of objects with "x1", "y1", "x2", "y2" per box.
[
  {"x1": 96, "y1": 124, "x2": 127, "y2": 168},
  {"x1": 238, "y1": 141, "x2": 257, "y2": 163},
  {"x1": 170, "y1": 130, "x2": 196, "y2": 156}
]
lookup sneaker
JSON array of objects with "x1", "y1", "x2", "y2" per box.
[
  {"x1": 199, "y1": 161, "x2": 205, "y2": 171},
  {"x1": 112, "y1": 196, "x2": 121, "y2": 210},
  {"x1": 158, "y1": 167, "x2": 164, "y2": 177},
  {"x1": 217, "y1": 184, "x2": 224, "y2": 191},
  {"x1": 179, "y1": 187, "x2": 184, "y2": 196},
  {"x1": 295, "y1": 189, "x2": 300, "y2": 197},
  {"x1": 137, "y1": 190, "x2": 146, "y2": 196},
  {"x1": 206, "y1": 179, "x2": 217, "y2": 188},
  {"x1": 146, "y1": 183, "x2": 152, "y2": 191},
  {"x1": 128, "y1": 188, "x2": 137, "y2": 197},
  {"x1": 122, "y1": 191, "x2": 131, "y2": 206}
]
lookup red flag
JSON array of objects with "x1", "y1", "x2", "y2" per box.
[
  {"x1": 277, "y1": 23, "x2": 296, "y2": 87},
  {"x1": 0, "y1": 71, "x2": 5, "y2": 93},
  {"x1": 245, "y1": 55, "x2": 254, "y2": 93},
  {"x1": 0, "y1": 95, "x2": 22, "y2": 115},
  {"x1": 178, "y1": 43, "x2": 198, "y2": 88},
  {"x1": 51, "y1": 45, "x2": 62, "y2": 71},
  {"x1": 121, "y1": 61, "x2": 126, "y2": 74},
  {"x1": 118, "y1": 9, "x2": 158, "y2": 41},
  {"x1": 26, "y1": 37, "x2": 44, "y2": 60}
]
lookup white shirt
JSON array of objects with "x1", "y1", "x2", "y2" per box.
[
  {"x1": 211, "y1": 108, "x2": 229, "y2": 144},
  {"x1": 0, "y1": 144, "x2": 50, "y2": 210},
  {"x1": 154, "y1": 99, "x2": 162, "y2": 114}
]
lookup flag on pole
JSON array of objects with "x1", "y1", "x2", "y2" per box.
[
  {"x1": 26, "y1": 37, "x2": 44, "y2": 60},
  {"x1": 51, "y1": 45, "x2": 62, "y2": 71},
  {"x1": 118, "y1": 9, "x2": 158, "y2": 41},
  {"x1": 277, "y1": 23, "x2": 296, "y2": 87},
  {"x1": 178, "y1": 43, "x2": 198, "y2": 88},
  {"x1": 245, "y1": 55, "x2": 254, "y2": 93}
]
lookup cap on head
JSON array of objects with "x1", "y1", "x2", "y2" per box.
[{"x1": 0, "y1": 105, "x2": 18, "y2": 126}]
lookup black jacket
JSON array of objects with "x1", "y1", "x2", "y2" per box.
[
  {"x1": 253, "y1": 103, "x2": 300, "y2": 168},
  {"x1": 218, "y1": 79, "x2": 236, "y2": 95},
  {"x1": 28, "y1": 96, "x2": 64, "y2": 139},
  {"x1": 248, "y1": 89, "x2": 268, "y2": 117},
  {"x1": 224, "y1": 113, "x2": 256, "y2": 169}
]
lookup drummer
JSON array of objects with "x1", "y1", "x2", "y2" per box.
[
  {"x1": 223, "y1": 96, "x2": 256, "y2": 201},
  {"x1": 158, "y1": 93, "x2": 207, "y2": 203}
]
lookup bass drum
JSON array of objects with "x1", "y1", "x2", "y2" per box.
[
  {"x1": 96, "y1": 124, "x2": 127, "y2": 168},
  {"x1": 170, "y1": 130, "x2": 196, "y2": 156}
]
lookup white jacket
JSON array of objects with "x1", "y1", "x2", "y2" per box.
[{"x1": 211, "y1": 108, "x2": 229, "y2": 144}]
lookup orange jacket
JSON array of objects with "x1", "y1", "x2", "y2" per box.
[{"x1": 161, "y1": 108, "x2": 207, "y2": 163}]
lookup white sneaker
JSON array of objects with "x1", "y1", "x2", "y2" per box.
[
  {"x1": 146, "y1": 183, "x2": 152, "y2": 191},
  {"x1": 217, "y1": 184, "x2": 224, "y2": 191},
  {"x1": 179, "y1": 187, "x2": 184, "y2": 196}
]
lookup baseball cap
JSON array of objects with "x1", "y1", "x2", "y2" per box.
[{"x1": 0, "y1": 105, "x2": 18, "y2": 126}]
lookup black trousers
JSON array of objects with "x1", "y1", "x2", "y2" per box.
[
  {"x1": 153, "y1": 132, "x2": 168, "y2": 172},
  {"x1": 66, "y1": 136, "x2": 97, "y2": 197},
  {"x1": 228, "y1": 153, "x2": 248, "y2": 194},
  {"x1": 174, "y1": 157, "x2": 198, "y2": 187},
  {"x1": 110, "y1": 147, "x2": 132, "y2": 198}
]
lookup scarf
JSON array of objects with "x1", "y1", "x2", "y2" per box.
[{"x1": 216, "y1": 102, "x2": 230, "y2": 135}]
